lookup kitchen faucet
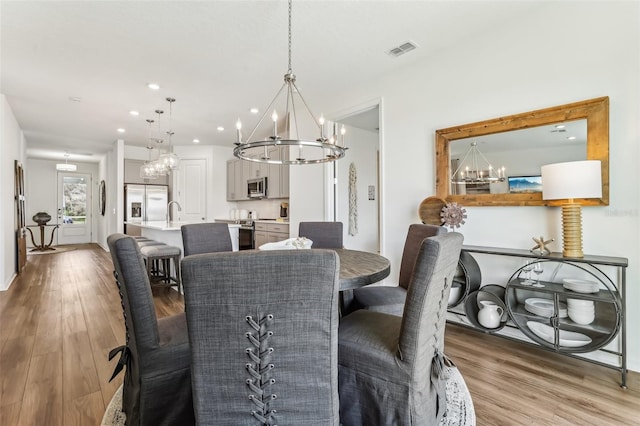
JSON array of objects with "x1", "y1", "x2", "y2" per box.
[{"x1": 167, "y1": 201, "x2": 182, "y2": 224}]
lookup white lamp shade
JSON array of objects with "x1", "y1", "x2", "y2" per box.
[{"x1": 541, "y1": 160, "x2": 602, "y2": 200}]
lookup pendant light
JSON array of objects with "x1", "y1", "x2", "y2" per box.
[
  {"x1": 160, "y1": 97, "x2": 179, "y2": 171},
  {"x1": 56, "y1": 153, "x2": 77, "y2": 171},
  {"x1": 140, "y1": 119, "x2": 158, "y2": 179},
  {"x1": 233, "y1": 0, "x2": 346, "y2": 165},
  {"x1": 152, "y1": 109, "x2": 169, "y2": 176}
]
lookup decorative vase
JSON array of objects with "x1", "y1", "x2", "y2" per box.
[{"x1": 32, "y1": 212, "x2": 51, "y2": 225}]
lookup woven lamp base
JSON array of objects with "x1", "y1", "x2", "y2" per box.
[{"x1": 561, "y1": 202, "x2": 583, "y2": 258}]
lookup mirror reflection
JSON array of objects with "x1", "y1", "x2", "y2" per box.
[
  {"x1": 450, "y1": 119, "x2": 587, "y2": 195},
  {"x1": 435, "y1": 96, "x2": 609, "y2": 207}
]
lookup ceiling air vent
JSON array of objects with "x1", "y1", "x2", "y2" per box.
[{"x1": 386, "y1": 41, "x2": 419, "y2": 58}]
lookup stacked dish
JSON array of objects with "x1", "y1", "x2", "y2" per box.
[
  {"x1": 567, "y1": 298, "x2": 595, "y2": 325},
  {"x1": 563, "y1": 278, "x2": 599, "y2": 294},
  {"x1": 526, "y1": 321, "x2": 592, "y2": 347},
  {"x1": 524, "y1": 298, "x2": 568, "y2": 318}
]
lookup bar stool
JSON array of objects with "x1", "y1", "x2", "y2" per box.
[{"x1": 139, "y1": 244, "x2": 182, "y2": 294}]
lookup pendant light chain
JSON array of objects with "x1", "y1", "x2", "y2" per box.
[{"x1": 288, "y1": 0, "x2": 292, "y2": 74}]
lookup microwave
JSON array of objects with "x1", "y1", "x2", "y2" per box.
[{"x1": 247, "y1": 177, "x2": 267, "y2": 199}]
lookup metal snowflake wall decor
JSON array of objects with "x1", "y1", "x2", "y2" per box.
[{"x1": 440, "y1": 202, "x2": 467, "y2": 229}]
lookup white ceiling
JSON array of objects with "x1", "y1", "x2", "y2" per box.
[{"x1": 1, "y1": 1, "x2": 545, "y2": 163}]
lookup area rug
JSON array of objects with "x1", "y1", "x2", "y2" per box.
[
  {"x1": 27, "y1": 246, "x2": 77, "y2": 255},
  {"x1": 101, "y1": 385, "x2": 126, "y2": 426}
]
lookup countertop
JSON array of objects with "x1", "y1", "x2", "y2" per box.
[{"x1": 126, "y1": 221, "x2": 241, "y2": 231}]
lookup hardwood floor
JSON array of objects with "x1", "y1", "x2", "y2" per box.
[{"x1": 0, "y1": 244, "x2": 638, "y2": 425}]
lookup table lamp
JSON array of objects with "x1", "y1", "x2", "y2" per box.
[{"x1": 541, "y1": 160, "x2": 602, "y2": 258}]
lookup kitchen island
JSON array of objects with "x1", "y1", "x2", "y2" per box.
[{"x1": 125, "y1": 221, "x2": 240, "y2": 253}]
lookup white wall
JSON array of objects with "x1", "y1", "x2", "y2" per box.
[
  {"x1": 336, "y1": 125, "x2": 379, "y2": 252},
  {"x1": 296, "y1": 2, "x2": 640, "y2": 369},
  {"x1": 0, "y1": 95, "x2": 26, "y2": 290}
]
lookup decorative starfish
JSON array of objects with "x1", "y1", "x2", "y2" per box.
[{"x1": 530, "y1": 236, "x2": 554, "y2": 255}]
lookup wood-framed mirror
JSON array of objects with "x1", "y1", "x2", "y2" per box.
[{"x1": 435, "y1": 97, "x2": 609, "y2": 206}]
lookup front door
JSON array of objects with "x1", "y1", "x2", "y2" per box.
[{"x1": 57, "y1": 172, "x2": 92, "y2": 245}]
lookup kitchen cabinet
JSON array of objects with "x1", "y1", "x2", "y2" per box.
[
  {"x1": 255, "y1": 222, "x2": 289, "y2": 248},
  {"x1": 447, "y1": 245, "x2": 628, "y2": 387},
  {"x1": 226, "y1": 159, "x2": 247, "y2": 201},
  {"x1": 267, "y1": 146, "x2": 290, "y2": 199},
  {"x1": 227, "y1": 149, "x2": 289, "y2": 200}
]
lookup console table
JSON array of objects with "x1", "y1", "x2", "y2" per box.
[
  {"x1": 447, "y1": 245, "x2": 628, "y2": 387},
  {"x1": 26, "y1": 224, "x2": 59, "y2": 252}
]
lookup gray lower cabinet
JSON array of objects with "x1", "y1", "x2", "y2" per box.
[{"x1": 255, "y1": 222, "x2": 289, "y2": 247}]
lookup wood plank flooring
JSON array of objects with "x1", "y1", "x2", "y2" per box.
[{"x1": 0, "y1": 244, "x2": 638, "y2": 425}]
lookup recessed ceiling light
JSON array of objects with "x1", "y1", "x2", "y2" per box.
[
  {"x1": 567, "y1": 136, "x2": 576, "y2": 140},
  {"x1": 148, "y1": 83, "x2": 160, "y2": 90},
  {"x1": 69, "y1": 96, "x2": 82, "y2": 102},
  {"x1": 129, "y1": 110, "x2": 139, "y2": 116},
  {"x1": 250, "y1": 108, "x2": 259, "y2": 114},
  {"x1": 555, "y1": 124, "x2": 566, "y2": 129},
  {"x1": 217, "y1": 126, "x2": 224, "y2": 131},
  {"x1": 193, "y1": 139, "x2": 200, "y2": 144},
  {"x1": 117, "y1": 128, "x2": 126, "y2": 133}
]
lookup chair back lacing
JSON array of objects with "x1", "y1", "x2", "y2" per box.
[
  {"x1": 245, "y1": 314, "x2": 278, "y2": 426},
  {"x1": 430, "y1": 277, "x2": 455, "y2": 420}
]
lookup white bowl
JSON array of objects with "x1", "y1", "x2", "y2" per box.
[
  {"x1": 448, "y1": 286, "x2": 462, "y2": 305},
  {"x1": 568, "y1": 310, "x2": 595, "y2": 325},
  {"x1": 563, "y1": 278, "x2": 600, "y2": 294},
  {"x1": 567, "y1": 298, "x2": 594, "y2": 308}
]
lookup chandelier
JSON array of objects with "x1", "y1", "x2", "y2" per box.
[
  {"x1": 233, "y1": 0, "x2": 346, "y2": 165},
  {"x1": 56, "y1": 153, "x2": 77, "y2": 171},
  {"x1": 139, "y1": 98, "x2": 180, "y2": 179},
  {"x1": 450, "y1": 141, "x2": 506, "y2": 186}
]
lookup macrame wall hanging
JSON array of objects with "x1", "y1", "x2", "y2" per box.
[{"x1": 348, "y1": 162, "x2": 358, "y2": 236}]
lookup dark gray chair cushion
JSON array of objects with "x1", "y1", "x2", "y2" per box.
[
  {"x1": 181, "y1": 222, "x2": 232, "y2": 256},
  {"x1": 107, "y1": 233, "x2": 194, "y2": 426},
  {"x1": 351, "y1": 224, "x2": 447, "y2": 315},
  {"x1": 182, "y1": 250, "x2": 341, "y2": 426},
  {"x1": 298, "y1": 221, "x2": 344, "y2": 249},
  {"x1": 338, "y1": 233, "x2": 464, "y2": 425}
]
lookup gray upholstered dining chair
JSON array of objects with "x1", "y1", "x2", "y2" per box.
[
  {"x1": 107, "y1": 233, "x2": 194, "y2": 426},
  {"x1": 349, "y1": 223, "x2": 447, "y2": 315},
  {"x1": 181, "y1": 222, "x2": 232, "y2": 256},
  {"x1": 298, "y1": 221, "x2": 344, "y2": 248},
  {"x1": 338, "y1": 232, "x2": 470, "y2": 425},
  {"x1": 181, "y1": 250, "x2": 341, "y2": 425}
]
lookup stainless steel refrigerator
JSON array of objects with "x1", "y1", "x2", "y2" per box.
[{"x1": 124, "y1": 184, "x2": 168, "y2": 232}]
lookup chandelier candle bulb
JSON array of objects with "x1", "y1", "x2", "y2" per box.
[
  {"x1": 236, "y1": 119, "x2": 242, "y2": 143},
  {"x1": 272, "y1": 110, "x2": 278, "y2": 138},
  {"x1": 319, "y1": 114, "x2": 325, "y2": 139},
  {"x1": 341, "y1": 125, "x2": 346, "y2": 146}
]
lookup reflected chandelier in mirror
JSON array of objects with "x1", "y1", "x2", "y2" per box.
[{"x1": 435, "y1": 97, "x2": 609, "y2": 207}]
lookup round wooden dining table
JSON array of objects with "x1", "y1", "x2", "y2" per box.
[
  {"x1": 334, "y1": 248, "x2": 391, "y2": 291},
  {"x1": 333, "y1": 248, "x2": 390, "y2": 314}
]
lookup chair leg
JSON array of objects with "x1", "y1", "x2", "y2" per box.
[{"x1": 174, "y1": 255, "x2": 182, "y2": 294}]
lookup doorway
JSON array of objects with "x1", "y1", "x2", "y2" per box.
[
  {"x1": 331, "y1": 102, "x2": 382, "y2": 253},
  {"x1": 57, "y1": 172, "x2": 92, "y2": 244}
]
